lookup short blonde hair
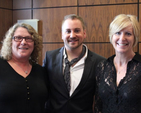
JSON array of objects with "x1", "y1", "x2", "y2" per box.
[
  {"x1": 109, "y1": 14, "x2": 140, "y2": 47},
  {"x1": 1, "y1": 23, "x2": 42, "y2": 64}
]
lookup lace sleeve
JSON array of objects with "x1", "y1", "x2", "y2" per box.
[{"x1": 94, "y1": 61, "x2": 105, "y2": 113}]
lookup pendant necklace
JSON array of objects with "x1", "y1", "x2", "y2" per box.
[
  {"x1": 14, "y1": 62, "x2": 30, "y2": 74},
  {"x1": 19, "y1": 64, "x2": 30, "y2": 74},
  {"x1": 24, "y1": 70, "x2": 28, "y2": 74}
]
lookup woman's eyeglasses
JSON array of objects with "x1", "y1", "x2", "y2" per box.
[{"x1": 12, "y1": 36, "x2": 34, "y2": 42}]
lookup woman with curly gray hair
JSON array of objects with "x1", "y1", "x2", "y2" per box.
[{"x1": 0, "y1": 23, "x2": 48, "y2": 113}]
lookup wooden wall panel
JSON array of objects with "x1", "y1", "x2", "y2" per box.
[
  {"x1": 139, "y1": 43, "x2": 141, "y2": 54},
  {"x1": 33, "y1": 0, "x2": 77, "y2": 8},
  {"x1": 33, "y1": 7, "x2": 77, "y2": 42},
  {"x1": 42, "y1": 43, "x2": 64, "y2": 63},
  {"x1": 0, "y1": 9, "x2": 12, "y2": 41},
  {"x1": 13, "y1": 10, "x2": 31, "y2": 24},
  {"x1": 139, "y1": 4, "x2": 141, "y2": 42},
  {"x1": 13, "y1": 0, "x2": 31, "y2": 9},
  {"x1": 86, "y1": 43, "x2": 114, "y2": 58},
  {"x1": 79, "y1": 0, "x2": 137, "y2": 5},
  {"x1": 0, "y1": 0, "x2": 12, "y2": 51},
  {"x1": 79, "y1": 4, "x2": 137, "y2": 43},
  {"x1": 0, "y1": 0, "x2": 12, "y2": 9}
]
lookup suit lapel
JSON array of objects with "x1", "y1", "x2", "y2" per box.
[
  {"x1": 71, "y1": 50, "x2": 93, "y2": 97},
  {"x1": 55, "y1": 47, "x2": 70, "y2": 95},
  {"x1": 55, "y1": 47, "x2": 63, "y2": 75}
]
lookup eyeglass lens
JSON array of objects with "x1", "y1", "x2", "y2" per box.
[{"x1": 13, "y1": 36, "x2": 33, "y2": 42}]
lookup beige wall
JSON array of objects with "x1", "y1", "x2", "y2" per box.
[{"x1": 1, "y1": 0, "x2": 141, "y2": 65}]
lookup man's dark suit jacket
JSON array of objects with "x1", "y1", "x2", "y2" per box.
[{"x1": 43, "y1": 47, "x2": 105, "y2": 113}]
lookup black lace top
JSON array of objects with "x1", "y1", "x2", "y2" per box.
[{"x1": 94, "y1": 53, "x2": 141, "y2": 113}]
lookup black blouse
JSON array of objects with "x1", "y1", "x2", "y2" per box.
[
  {"x1": 94, "y1": 53, "x2": 141, "y2": 113},
  {"x1": 0, "y1": 58, "x2": 48, "y2": 113}
]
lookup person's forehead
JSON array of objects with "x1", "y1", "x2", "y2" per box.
[
  {"x1": 62, "y1": 19, "x2": 83, "y2": 29},
  {"x1": 14, "y1": 27, "x2": 31, "y2": 36},
  {"x1": 120, "y1": 24, "x2": 133, "y2": 32},
  {"x1": 64, "y1": 18, "x2": 81, "y2": 23}
]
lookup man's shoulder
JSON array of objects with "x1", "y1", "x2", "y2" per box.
[
  {"x1": 88, "y1": 49, "x2": 105, "y2": 60},
  {"x1": 46, "y1": 47, "x2": 63, "y2": 55}
]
